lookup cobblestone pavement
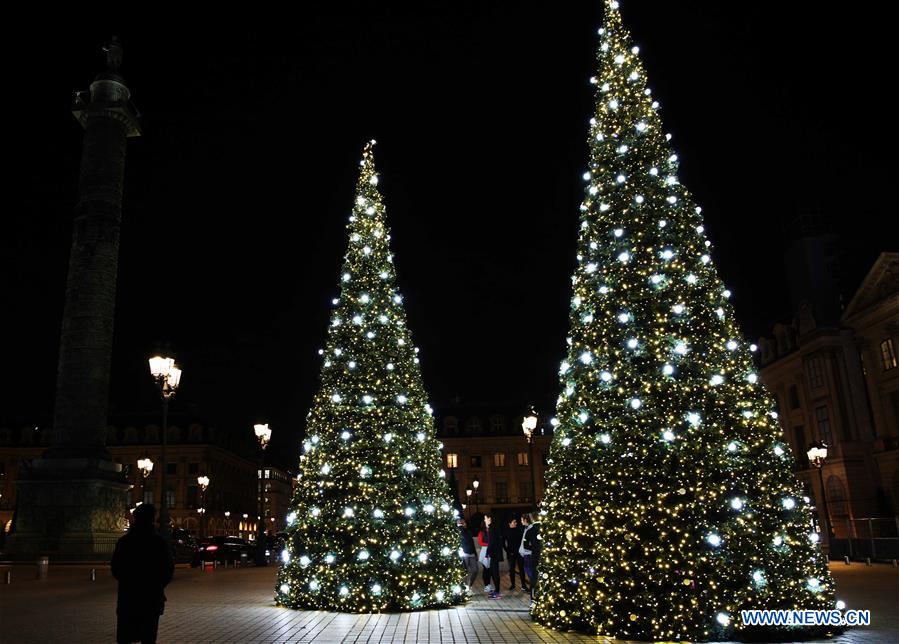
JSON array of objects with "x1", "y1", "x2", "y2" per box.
[{"x1": 0, "y1": 562, "x2": 895, "y2": 643}]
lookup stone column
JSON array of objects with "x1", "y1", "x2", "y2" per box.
[{"x1": 6, "y1": 40, "x2": 138, "y2": 560}]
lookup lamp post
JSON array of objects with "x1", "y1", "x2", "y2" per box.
[
  {"x1": 471, "y1": 477, "x2": 480, "y2": 515},
  {"x1": 197, "y1": 475, "x2": 210, "y2": 538},
  {"x1": 149, "y1": 355, "x2": 182, "y2": 539},
  {"x1": 253, "y1": 423, "x2": 272, "y2": 565},
  {"x1": 465, "y1": 487, "x2": 472, "y2": 518},
  {"x1": 136, "y1": 457, "x2": 154, "y2": 508},
  {"x1": 522, "y1": 406, "x2": 539, "y2": 506},
  {"x1": 807, "y1": 442, "x2": 834, "y2": 542}
]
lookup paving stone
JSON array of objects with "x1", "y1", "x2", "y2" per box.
[{"x1": 0, "y1": 562, "x2": 894, "y2": 642}]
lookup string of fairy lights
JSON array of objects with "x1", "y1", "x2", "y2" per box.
[
  {"x1": 531, "y1": 1, "x2": 838, "y2": 640},
  {"x1": 275, "y1": 141, "x2": 465, "y2": 613}
]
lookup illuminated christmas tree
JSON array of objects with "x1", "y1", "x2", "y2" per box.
[
  {"x1": 532, "y1": 2, "x2": 838, "y2": 640},
  {"x1": 276, "y1": 141, "x2": 465, "y2": 612}
]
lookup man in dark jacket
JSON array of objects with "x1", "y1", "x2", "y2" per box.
[
  {"x1": 485, "y1": 514, "x2": 505, "y2": 599},
  {"x1": 457, "y1": 518, "x2": 479, "y2": 590},
  {"x1": 521, "y1": 513, "x2": 540, "y2": 601},
  {"x1": 111, "y1": 504, "x2": 174, "y2": 644},
  {"x1": 504, "y1": 517, "x2": 527, "y2": 592}
]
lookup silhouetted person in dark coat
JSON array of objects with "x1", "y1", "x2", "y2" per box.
[
  {"x1": 504, "y1": 517, "x2": 527, "y2": 591},
  {"x1": 111, "y1": 504, "x2": 174, "y2": 644},
  {"x1": 485, "y1": 514, "x2": 505, "y2": 599}
]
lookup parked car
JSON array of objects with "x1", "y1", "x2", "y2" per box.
[
  {"x1": 266, "y1": 533, "x2": 286, "y2": 561},
  {"x1": 192, "y1": 536, "x2": 253, "y2": 566},
  {"x1": 171, "y1": 527, "x2": 199, "y2": 564}
]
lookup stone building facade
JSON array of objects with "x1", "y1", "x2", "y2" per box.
[
  {"x1": 841, "y1": 253, "x2": 899, "y2": 517},
  {"x1": 758, "y1": 252, "x2": 899, "y2": 547},
  {"x1": 0, "y1": 419, "x2": 284, "y2": 542},
  {"x1": 260, "y1": 464, "x2": 295, "y2": 535},
  {"x1": 435, "y1": 404, "x2": 552, "y2": 526}
]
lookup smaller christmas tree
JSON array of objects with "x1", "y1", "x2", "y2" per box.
[{"x1": 276, "y1": 141, "x2": 465, "y2": 613}]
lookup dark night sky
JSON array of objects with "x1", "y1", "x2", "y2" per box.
[{"x1": 4, "y1": 3, "x2": 898, "y2": 467}]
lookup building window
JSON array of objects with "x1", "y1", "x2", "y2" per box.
[
  {"x1": 807, "y1": 357, "x2": 825, "y2": 389},
  {"x1": 143, "y1": 488, "x2": 154, "y2": 505},
  {"x1": 519, "y1": 481, "x2": 532, "y2": 501},
  {"x1": 470, "y1": 455, "x2": 482, "y2": 468},
  {"x1": 444, "y1": 416, "x2": 458, "y2": 435},
  {"x1": 825, "y1": 475, "x2": 846, "y2": 502},
  {"x1": 794, "y1": 425, "x2": 807, "y2": 467},
  {"x1": 489, "y1": 415, "x2": 505, "y2": 434},
  {"x1": 188, "y1": 462, "x2": 199, "y2": 474},
  {"x1": 892, "y1": 391, "x2": 899, "y2": 434},
  {"x1": 517, "y1": 452, "x2": 528, "y2": 466},
  {"x1": 494, "y1": 481, "x2": 508, "y2": 502},
  {"x1": 166, "y1": 462, "x2": 178, "y2": 476},
  {"x1": 789, "y1": 385, "x2": 801, "y2": 409},
  {"x1": 446, "y1": 453, "x2": 458, "y2": 469},
  {"x1": 186, "y1": 485, "x2": 198, "y2": 509},
  {"x1": 881, "y1": 339, "x2": 898, "y2": 371},
  {"x1": 465, "y1": 417, "x2": 482, "y2": 435},
  {"x1": 493, "y1": 452, "x2": 506, "y2": 467},
  {"x1": 165, "y1": 489, "x2": 176, "y2": 509},
  {"x1": 815, "y1": 406, "x2": 833, "y2": 445}
]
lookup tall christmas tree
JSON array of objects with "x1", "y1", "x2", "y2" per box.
[
  {"x1": 276, "y1": 141, "x2": 465, "y2": 612},
  {"x1": 532, "y1": 2, "x2": 837, "y2": 640}
]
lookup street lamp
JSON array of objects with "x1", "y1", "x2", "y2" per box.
[
  {"x1": 522, "y1": 405, "x2": 540, "y2": 506},
  {"x1": 254, "y1": 423, "x2": 272, "y2": 565},
  {"x1": 471, "y1": 477, "x2": 480, "y2": 515},
  {"x1": 136, "y1": 457, "x2": 154, "y2": 507},
  {"x1": 465, "y1": 487, "x2": 472, "y2": 518},
  {"x1": 149, "y1": 355, "x2": 182, "y2": 539},
  {"x1": 197, "y1": 475, "x2": 210, "y2": 537},
  {"x1": 807, "y1": 442, "x2": 834, "y2": 541}
]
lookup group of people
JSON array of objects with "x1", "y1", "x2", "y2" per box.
[
  {"x1": 110, "y1": 504, "x2": 540, "y2": 643},
  {"x1": 457, "y1": 512, "x2": 540, "y2": 601}
]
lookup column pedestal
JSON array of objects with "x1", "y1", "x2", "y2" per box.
[{"x1": 6, "y1": 458, "x2": 130, "y2": 560}]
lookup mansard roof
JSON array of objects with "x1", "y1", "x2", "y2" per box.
[{"x1": 841, "y1": 252, "x2": 899, "y2": 321}]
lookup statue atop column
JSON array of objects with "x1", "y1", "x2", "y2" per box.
[{"x1": 102, "y1": 36, "x2": 123, "y2": 74}]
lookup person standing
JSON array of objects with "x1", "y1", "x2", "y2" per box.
[
  {"x1": 111, "y1": 504, "x2": 174, "y2": 644},
  {"x1": 477, "y1": 519, "x2": 492, "y2": 592},
  {"x1": 504, "y1": 517, "x2": 527, "y2": 592},
  {"x1": 521, "y1": 512, "x2": 540, "y2": 601},
  {"x1": 485, "y1": 514, "x2": 505, "y2": 599},
  {"x1": 457, "y1": 518, "x2": 479, "y2": 591}
]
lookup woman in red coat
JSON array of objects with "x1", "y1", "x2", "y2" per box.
[{"x1": 477, "y1": 519, "x2": 491, "y2": 592}]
